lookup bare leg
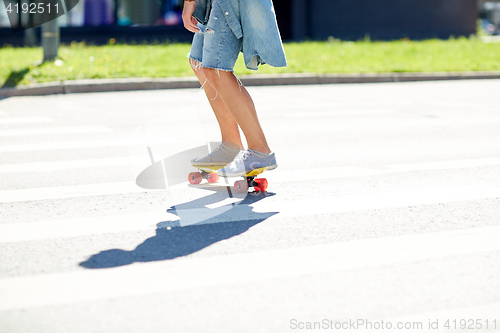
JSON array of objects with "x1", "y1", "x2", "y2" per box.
[
  {"x1": 190, "y1": 59, "x2": 243, "y2": 149},
  {"x1": 202, "y1": 67, "x2": 272, "y2": 154}
]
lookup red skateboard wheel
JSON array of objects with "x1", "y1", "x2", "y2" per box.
[
  {"x1": 255, "y1": 178, "x2": 268, "y2": 191},
  {"x1": 207, "y1": 173, "x2": 219, "y2": 183},
  {"x1": 234, "y1": 180, "x2": 248, "y2": 193},
  {"x1": 188, "y1": 172, "x2": 203, "y2": 185}
]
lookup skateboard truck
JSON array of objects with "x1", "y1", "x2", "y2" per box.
[
  {"x1": 189, "y1": 165, "x2": 269, "y2": 193},
  {"x1": 234, "y1": 176, "x2": 268, "y2": 193},
  {"x1": 188, "y1": 169, "x2": 219, "y2": 184}
]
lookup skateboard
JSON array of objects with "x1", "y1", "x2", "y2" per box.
[
  {"x1": 188, "y1": 165, "x2": 222, "y2": 185},
  {"x1": 188, "y1": 166, "x2": 269, "y2": 193}
]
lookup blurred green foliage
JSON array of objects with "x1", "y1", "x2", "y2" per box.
[{"x1": 1, "y1": 37, "x2": 499, "y2": 88}]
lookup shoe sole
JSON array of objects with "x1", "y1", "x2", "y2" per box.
[
  {"x1": 218, "y1": 165, "x2": 276, "y2": 178},
  {"x1": 192, "y1": 162, "x2": 230, "y2": 167}
]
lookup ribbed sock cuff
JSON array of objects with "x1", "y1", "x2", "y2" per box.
[{"x1": 222, "y1": 143, "x2": 241, "y2": 154}]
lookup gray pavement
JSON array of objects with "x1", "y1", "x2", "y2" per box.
[
  {"x1": 0, "y1": 80, "x2": 500, "y2": 332},
  {"x1": 2, "y1": 72, "x2": 500, "y2": 98}
]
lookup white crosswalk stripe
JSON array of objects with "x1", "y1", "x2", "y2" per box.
[
  {"x1": 265, "y1": 157, "x2": 500, "y2": 183},
  {"x1": 0, "y1": 181, "x2": 148, "y2": 203},
  {"x1": 0, "y1": 156, "x2": 148, "y2": 173},
  {"x1": 0, "y1": 116, "x2": 54, "y2": 124},
  {"x1": 0, "y1": 125, "x2": 112, "y2": 137},
  {"x1": 388, "y1": 302, "x2": 500, "y2": 330},
  {"x1": 0, "y1": 137, "x2": 179, "y2": 153},
  {"x1": 2, "y1": 157, "x2": 499, "y2": 202},
  {"x1": 2, "y1": 185, "x2": 499, "y2": 242}
]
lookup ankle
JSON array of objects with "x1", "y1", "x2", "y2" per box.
[
  {"x1": 222, "y1": 141, "x2": 243, "y2": 150},
  {"x1": 248, "y1": 146, "x2": 272, "y2": 154}
]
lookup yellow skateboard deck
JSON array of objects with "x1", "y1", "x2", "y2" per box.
[
  {"x1": 193, "y1": 165, "x2": 224, "y2": 173},
  {"x1": 193, "y1": 165, "x2": 267, "y2": 177},
  {"x1": 244, "y1": 167, "x2": 268, "y2": 177}
]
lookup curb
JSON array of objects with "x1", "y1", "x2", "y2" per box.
[{"x1": 2, "y1": 72, "x2": 500, "y2": 98}]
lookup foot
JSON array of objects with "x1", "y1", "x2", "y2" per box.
[
  {"x1": 217, "y1": 149, "x2": 277, "y2": 177},
  {"x1": 191, "y1": 143, "x2": 241, "y2": 167}
]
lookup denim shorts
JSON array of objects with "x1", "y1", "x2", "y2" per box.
[{"x1": 188, "y1": 2, "x2": 243, "y2": 72}]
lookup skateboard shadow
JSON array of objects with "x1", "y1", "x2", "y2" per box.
[{"x1": 80, "y1": 189, "x2": 278, "y2": 269}]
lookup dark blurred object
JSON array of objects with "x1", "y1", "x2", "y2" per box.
[
  {"x1": 2, "y1": 0, "x2": 67, "y2": 33},
  {"x1": 24, "y1": 28, "x2": 37, "y2": 46},
  {"x1": 479, "y1": 1, "x2": 500, "y2": 34},
  {"x1": 0, "y1": 0, "x2": 479, "y2": 45},
  {"x1": 123, "y1": 0, "x2": 160, "y2": 26},
  {"x1": 42, "y1": 20, "x2": 59, "y2": 61},
  {"x1": 192, "y1": 0, "x2": 211, "y2": 25},
  {"x1": 481, "y1": 19, "x2": 499, "y2": 34},
  {"x1": 118, "y1": 0, "x2": 182, "y2": 26},
  {"x1": 161, "y1": 0, "x2": 183, "y2": 25},
  {"x1": 84, "y1": 0, "x2": 113, "y2": 26},
  {"x1": 272, "y1": 0, "x2": 293, "y2": 40},
  {"x1": 273, "y1": 0, "x2": 478, "y2": 41}
]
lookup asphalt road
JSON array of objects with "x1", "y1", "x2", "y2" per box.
[{"x1": 1, "y1": 80, "x2": 500, "y2": 333}]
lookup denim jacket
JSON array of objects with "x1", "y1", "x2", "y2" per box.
[{"x1": 215, "y1": 0, "x2": 287, "y2": 70}]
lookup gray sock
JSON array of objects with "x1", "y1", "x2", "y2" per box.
[{"x1": 222, "y1": 143, "x2": 241, "y2": 154}]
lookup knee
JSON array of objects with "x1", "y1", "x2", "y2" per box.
[
  {"x1": 202, "y1": 67, "x2": 219, "y2": 83},
  {"x1": 189, "y1": 58, "x2": 202, "y2": 72}
]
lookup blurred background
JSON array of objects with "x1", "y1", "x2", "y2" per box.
[
  {"x1": 479, "y1": 0, "x2": 500, "y2": 35},
  {"x1": 0, "y1": 0, "x2": 499, "y2": 46}
]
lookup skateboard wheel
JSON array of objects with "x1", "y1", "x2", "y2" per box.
[
  {"x1": 188, "y1": 172, "x2": 202, "y2": 185},
  {"x1": 255, "y1": 178, "x2": 268, "y2": 191},
  {"x1": 207, "y1": 173, "x2": 219, "y2": 183},
  {"x1": 234, "y1": 180, "x2": 248, "y2": 193}
]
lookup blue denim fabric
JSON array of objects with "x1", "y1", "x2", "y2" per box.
[
  {"x1": 231, "y1": 0, "x2": 287, "y2": 70},
  {"x1": 189, "y1": 2, "x2": 243, "y2": 72},
  {"x1": 189, "y1": 0, "x2": 287, "y2": 71}
]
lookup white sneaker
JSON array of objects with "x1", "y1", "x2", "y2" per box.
[
  {"x1": 191, "y1": 143, "x2": 241, "y2": 167},
  {"x1": 217, "y1": 149, "x2": 277, "y2": 177}
]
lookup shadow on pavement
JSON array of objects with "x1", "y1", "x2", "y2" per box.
[
  {"x1": 80, "y1": 189, "x2": 278, "y2": 269},
  {"x1": 2, "y1": 67, "x2": 30, "y2": 88}
]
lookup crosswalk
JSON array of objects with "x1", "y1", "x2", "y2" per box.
[
  {"x1": 0, "y1": 137, "x2": 180, "y2": 153},
  {"x1": 3, "y1": 184, "x2": 500, "y2": 242},
  {"x1": 0, "y1": 125, "x2": 113, "y2": 137},
  {"x1": 1, "y1": 84, "x2": 500, "y2": 333},
  {"x1": 0, "y1": 116, "x2": 53, "y2": 125},
  {"x1": 2, "y1": 225, "x2": 500, "y2": 312}
]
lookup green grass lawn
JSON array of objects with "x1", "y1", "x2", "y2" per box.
[{"x1": 1, "y1": 37, "x2": 500, "y2": 88}]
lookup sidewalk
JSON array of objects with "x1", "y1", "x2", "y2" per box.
[{"x1": 1, "y1": 71, "x2": 500, "y2": 98}]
